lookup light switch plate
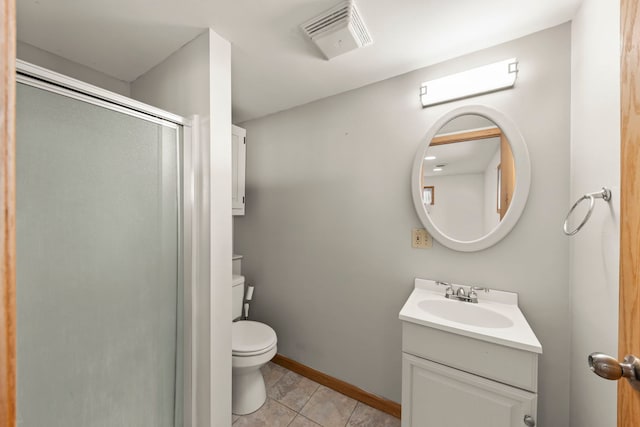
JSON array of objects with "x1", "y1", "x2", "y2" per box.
[{"x1": 412, "y1": 228, "x2": 432, "y2": 249}]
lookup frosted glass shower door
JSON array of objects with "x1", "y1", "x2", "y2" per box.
[{"x1": 16, "y1": 83, "x2": 183, "y2": 427}]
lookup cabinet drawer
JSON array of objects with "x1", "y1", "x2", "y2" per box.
[{"x1": 402, "y1": 321, "x2": 538, "y2": 392}]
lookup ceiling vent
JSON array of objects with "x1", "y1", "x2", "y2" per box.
[{"x1": 301, "y1": 0, "x2": 373, "y2": 60}]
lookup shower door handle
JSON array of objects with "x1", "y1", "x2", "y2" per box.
[{"x1": 588, "y1": 352, "x2": 640, "y2": 391}]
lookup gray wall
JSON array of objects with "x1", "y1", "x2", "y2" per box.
[
  {"x1": 17, "y1": 41, "x2": 130, "y2": 96},
  {"x1": 235, "y1": 24, "x2": 571, "y2": 425},
  {"x1": 569, "y1": 0, "x2": 620, "y2": 425}
]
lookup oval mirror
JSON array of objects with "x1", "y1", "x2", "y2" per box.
[{"x1": 412, "y1": 105, "x2": 531, "y2": 252}]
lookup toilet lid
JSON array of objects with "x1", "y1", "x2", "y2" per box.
[{"x1": 232, "y1": 321, "x2": 277, "y2": 354}]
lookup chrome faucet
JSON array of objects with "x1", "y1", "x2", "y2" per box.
[{"x1": 436, "y1": 281, "x2": 490, "y2": 303}]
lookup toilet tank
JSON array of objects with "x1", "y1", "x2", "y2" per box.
[
  {"x1": 232, "y1": 254, "x2": 243, "y2": 275},
  {"x1": 232, "y1": 274, "x2": 245, "y2": 320}
]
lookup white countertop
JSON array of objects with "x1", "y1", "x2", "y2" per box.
[{"x1": 399, "y1": 278, "x2": 542, "y2": 353}]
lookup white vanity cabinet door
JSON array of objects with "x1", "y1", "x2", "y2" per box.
[
  {"x1": 402, "y1": 353, "x2": 537, "y2": 427},
  {"x1": 232, "y1": 125, "x2": 246, "y2": 215}
]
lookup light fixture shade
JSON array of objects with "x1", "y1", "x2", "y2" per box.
[{"x1": 420, "y1": 58, "x2": 518, "y2": 107}]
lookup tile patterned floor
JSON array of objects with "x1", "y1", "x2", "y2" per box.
[{"x1": 232, "y1": 362, "x2": 400, "y2": 427}]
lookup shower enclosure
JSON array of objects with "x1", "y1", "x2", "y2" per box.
[{"x1": 14, "y1": 62, "x2": 194, "y2": 426}]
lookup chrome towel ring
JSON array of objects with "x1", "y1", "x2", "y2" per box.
[{"x1": 563, "y1": 187, "x2": 612, "y2": 236}]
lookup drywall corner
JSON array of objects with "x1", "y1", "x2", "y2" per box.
[{"x1": 208, "y1": 29, "x2": 233, "y2": 427}]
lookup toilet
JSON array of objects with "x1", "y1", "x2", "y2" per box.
[{"x1": 232, "y1": 274, "x2": 277, "y2": 415}]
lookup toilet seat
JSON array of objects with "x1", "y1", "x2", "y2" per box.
[{"x1": 232, "y1": 321, "x2": 277, "y2": 357}]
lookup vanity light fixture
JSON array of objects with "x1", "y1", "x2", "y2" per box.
[
  {"x1": 424, "y1": 155, "x2": 436, "y2": 160},
  {"x1": 433, "y1": 167, "x2": 443, "y2": 172},
  {"x1": 420, "y1": 58, "x2": 518, "y2": 107}
]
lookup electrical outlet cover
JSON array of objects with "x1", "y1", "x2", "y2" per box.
[{"x1": 412, "y1": 228, "x2": 432, "y2": 249}]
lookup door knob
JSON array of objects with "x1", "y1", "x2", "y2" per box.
[{"x1": 588, "y1": 352, "x2": 640, "y2": 391}]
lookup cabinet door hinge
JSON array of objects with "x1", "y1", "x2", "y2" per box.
[
  {"x1": 242, "y1": 196, "x2": 245, "y2": 204},
  {"x1": 243, "y1": 137, "x2": 246, "y2": 144}
]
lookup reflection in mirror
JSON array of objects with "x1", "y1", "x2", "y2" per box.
[
  {"x1": 421, "y1": 114, "x2": 515, "y2": 241},
  {"x1": 412, "y1": 105, "x2": 530, "y2": 252}
]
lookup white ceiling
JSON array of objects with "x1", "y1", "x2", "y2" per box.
[
  {"x1": 424, "y1": 138, "x2": 500, "y2": 177},
  {"x1": 17, "y1": 0, "x2": 582, "y2": 122}
]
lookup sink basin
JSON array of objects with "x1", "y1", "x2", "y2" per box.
[
  {"x1": 399, "y1": 278, "x2": 542, "y2": 353},
  {"x1": 417, "y1": 299, "x2": 514, "y2": 328}
]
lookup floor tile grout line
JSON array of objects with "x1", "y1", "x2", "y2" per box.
[
  {"x1": 294, "y1": 381, "x2": 321, "y2": 415},
  {"x1": 301, "y1": 413, "x2": 322, "y2": 426},
  {"x1": 284, "y1": 406, "x2": 297, "y2": 427},
  {"x1": 286, "y1": 412, "x2": 320, "y2": 427},
  {"x1": 344, "y1": 400, "x2": 360, "y2": 427},
  {"x1": 269, "y1": 397, "x2": 299, "y2": 425},
  {"x1": 270, "y1": 364, "x2": 322, "y2": 415},
  {"x1": 297, "y1": 380, "x2": 322, "y2": 416},
  {"x1": 285, "y1": 418, "x2": 293, "y2": 427},
  {"x1": 266, "y1": 363, "x2": 288, "y2": 391}
]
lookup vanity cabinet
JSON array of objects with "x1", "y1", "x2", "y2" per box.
[
  {"x1": 401, "y1": 320, "x2": 539, "y2": 427},
  {"x1": 232, "y1": 125, "x2": 246, "y2": 216},
  {"x1": 399, "y1": 279, "x2": 541, "y2": 427},
  {"x1": 402, "y1": 353, "x2": 536, "y2": 427}
]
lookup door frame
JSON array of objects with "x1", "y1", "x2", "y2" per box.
[
  {"x1": 0, "y1": 0, "x2": 16, "y2": 424},
  {"x1": 618, "y1": 0, "x2": 640, "y2": 424}
]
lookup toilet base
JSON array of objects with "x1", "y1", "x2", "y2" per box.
[
  {"x1": 232, "y1": 346, "x2": 277, "y2": 415},
  {"x1": 232, "y1": 366, "x2": 267, "y2": 415}
]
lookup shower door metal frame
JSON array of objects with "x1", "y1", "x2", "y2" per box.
[{"x1": 15, "y1": 59, "x2": 197, "y2": 427}]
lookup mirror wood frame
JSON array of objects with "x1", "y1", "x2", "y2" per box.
[{"x1": 412, "y1": 105, "x2": 531, "y2": 252}]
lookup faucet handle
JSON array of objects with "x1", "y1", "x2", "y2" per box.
[
  {"x1": 436, "y1": 281, "x2": 454, "y2": 296},
  {"x1": 468, "y1": 286, "x2": 489, "y2": 302}
]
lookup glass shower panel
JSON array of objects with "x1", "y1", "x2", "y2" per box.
[{"x1": 16, "y1": 83, "x2": 183, "y2": 427}]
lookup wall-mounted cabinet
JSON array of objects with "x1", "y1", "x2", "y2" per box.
[{"x1": 232, "y1": 125, "x2": 246, "y2": 216}]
